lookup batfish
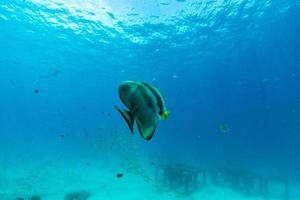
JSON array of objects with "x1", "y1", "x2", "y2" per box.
[{"x1": 115, "y1": 81, "x2": 169, "y2": 140}]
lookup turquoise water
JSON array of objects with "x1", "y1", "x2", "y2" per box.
[{"x1": 0, "y1": 0, "x2": 300, "y2": 199}]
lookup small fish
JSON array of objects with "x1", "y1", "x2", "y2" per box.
[
  {"x1": 34, "y1": 89, "x2": 39, "y2": 93},
  {"x1": 219, "y1": 123, "x2": 229, "y2": 134},
  {"x1": 115, "y1": 81, "x2": 169, "y2": 140}
]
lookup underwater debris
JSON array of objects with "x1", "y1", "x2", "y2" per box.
[
  {"x1": 116, "y1": 173, "x2": 123, "y2": 178},
  {"x1": 155, "y1": 163, "x2": 206, "y2": 195},
  {"x1": 210, "y1": 162, "x2": 263, "y2": 196},
  {"x1": 210, "y1": 163, "x2": 290, "y2": 199},
  {"x1": 34, "y1": 89, "x2": 39, "y2": 93},
  {"x1": 115, "y1": 81, "x2": 169, "y2": 140},
  {"x1": 263, "y1": 176, "x2": 290, "y2": 200},
  {"x1": 64, "y1": 190, "x2": 91, "y2": 200}
]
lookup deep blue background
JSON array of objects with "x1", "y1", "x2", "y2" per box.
[{"x1": 0, "y1": 0, "x2": 299, "y2": 180}]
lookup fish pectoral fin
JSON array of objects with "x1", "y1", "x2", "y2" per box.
[
  {"x1": 136, "y1": 118, "x2": 157, "y2": 140},
  {"x1": 114, "y1": 106, "x2": 134, "y2": 134}
]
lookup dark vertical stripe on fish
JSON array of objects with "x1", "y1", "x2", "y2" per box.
[
  {"x1": 142, "y1": 82, "x2": 163, "y2": 114},
  {"x1": 138, "y1": 85, "x2": 155, "y2": 111}
]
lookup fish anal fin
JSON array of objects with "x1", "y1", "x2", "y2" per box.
[
  {"x1": 114, "y1": 106, "x2": 134, "y2": 134},
  {"x1": 136, "y1": 118, "x2": 157, "y2": 140}
]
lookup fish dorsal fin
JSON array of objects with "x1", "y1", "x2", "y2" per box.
[
  {"x1": 114, "y1": 106, "x2": 134, "y2": 134},
  {"x1": 136, "y1": 117, "x2": 158, "y2": 140}
]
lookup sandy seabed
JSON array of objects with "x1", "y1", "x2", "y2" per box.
[{"x1": 0, "y1": 160, "x2": 299, "y2": 200}]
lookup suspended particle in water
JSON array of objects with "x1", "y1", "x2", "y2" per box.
[
  {"x1": 84, "y1": 131, "x2": 88, "y2": 137},
  {"x1": 9, "y1": 80, "x2": 15, "y2": 85},
  {"x1": 116, "y1": 173, "x2": 123, "y2": 178}
]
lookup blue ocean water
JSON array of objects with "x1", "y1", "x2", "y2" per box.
[{"x1": 0, "y1": 0, "x2": 300, "y2": 199}]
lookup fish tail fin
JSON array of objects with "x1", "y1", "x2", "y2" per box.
[{"x1": 114, "y1": 106, "x2": 134, "y2": 134}]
